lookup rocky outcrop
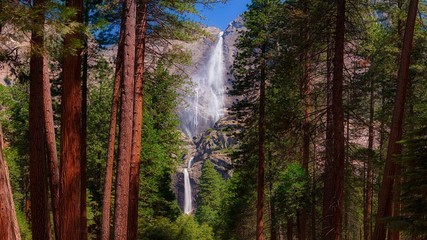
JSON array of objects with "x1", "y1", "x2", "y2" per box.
[
  {"x1": 173, "y1": 115, "x2": 241, "y2": 213},
  {"x1": 173, "y1": 17, "x2": 244, "y2": 213},
  {"x1": 223, "y1": 16, "x2": 244, "y2": 71}
]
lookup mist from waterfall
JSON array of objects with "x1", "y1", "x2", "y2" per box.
[
  {"x1": 181, "y1": 32, "x2": 226, "y2": 215},
  {"x1": 180, "y1": 32, "x2": 226, "y2": 139}
]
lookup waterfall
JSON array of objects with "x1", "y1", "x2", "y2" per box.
[
  {"x1": 184, "y1": 158, "x2": 193, "y2": 214},
  {"x1": 180, "y1": 32, "x2": 226, "y2": 214},
  {"x1": 180, "y1": 32, "x2": 226, "y2": 139}
]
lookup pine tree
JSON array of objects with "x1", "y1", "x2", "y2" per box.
[
  {"x1": 112, "y1": 0, "x2": 136, "y2": 237},
  {"x1": 196, "y1": 160, "x2": 226, "y2": 234},
  {"x1": 29, "y1": 0, "x2": 51, "y2": 238},
  {"x1": 59, "y1": 0, "x2": 84, "y2": 238},
  {"x1": 374, "y1": 0, "x2": 419, "y2": 239}
]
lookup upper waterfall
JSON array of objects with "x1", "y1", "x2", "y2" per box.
[{"x1": 180, "y1": 32, "x2": 226, "y2": 139}]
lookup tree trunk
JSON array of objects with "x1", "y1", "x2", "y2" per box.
[
  {"x1": 113, "y1": 0, "x2": 136, "y2": 237},
  {"x1": 322, "y1": 0, "x2": 345, "y2": 239},
  {"x1": 59, "y1": 0, "x2": 84, "y2": 238},
  {"x1": 43, "y1": 52, "x2": 60, "y2": 240},
  {"x1": 127, "y1": 1, "x2": 147, "y2": 238},
  {"x1": 299, "y1": 2, "x2": 310, "y2": 238},
  {"x1": 364, "y1": 76, "x2": 375, "y2": 240},
  {"x1": 287, "y1": 219, "x2": 294, "y2": 240},
  {"x1": 100, "y1": 10, "x2": 126, "y2": 240},
  {"x1": 29, "y1": 0, "x2": 51, "y2": 237},
  {"x1": 0, "y1": 124, "x2": 21, "y2": 240},
  {"x1": 256, "y1": 44, "x2": 267, "y2": 240},
  {"x1": 373, "y1": 1, "x2": 418, "y2": 239}
]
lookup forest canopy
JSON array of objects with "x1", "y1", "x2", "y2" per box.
[{"x1": 0, "y1": 0, "x2": 427, "y2": 240}]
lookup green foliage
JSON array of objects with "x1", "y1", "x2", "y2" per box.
[
  {"x1": 395, "y1": 125, "x2": 427, "y2": 237},
  {"x1": 274, "y1": 163, "x2": 309, "y2": 219},
  {"x1": 142, "y1": 215, "x2": 214, "y2": 240},
  {"x1": 15, "y1": 208, "x2": 31, "y2": 240},
  {"x1": 85, "y1": 57, "x2": 115, "y2": 236},
  {"x1": 137, "y1": 63, "x2": 184, "y2": 233},
  {"x1": 196, "y1": 160, "x2": 228, "y2": 238},
  {"x1": 0, "y1": 83, "x2": 29, "y2": 213}
]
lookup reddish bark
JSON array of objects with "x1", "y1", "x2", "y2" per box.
[
  {"x1": 29, "y1": 0, "x2": 51, "y2": 237},
  {"x1": 0, "y1": 124, "x2": 21, "y2": 240},
  {"x1": 373, "y1": 0, "x2": 418, "y2": 239},
  {"x1": 113, "y1": 0, "x2": 136, "y2": 237},
  {"x1": 127, "y1": 0, "x2": 147, "y2": 238},
  {"x1": 100, "y1": 14, "x2": 125, "y2": 240},
  {"x1": 43, "y1": 52, "x2": 60, "y2": 240},
  {"x1": 59, "y1": 0, "x2": 84, "y2": 238},
  {"x1": 322, "y1": 0, "x2": 345, "y2": 239}
]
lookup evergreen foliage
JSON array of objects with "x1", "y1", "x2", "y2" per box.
[
  {"x1": 396, "y1": 125, "x2": 427, "y2": 237},
  {"x1": 196, "y1": 160, "x2": 228, "y2": 238}
]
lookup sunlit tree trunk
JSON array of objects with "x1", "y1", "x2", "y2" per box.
[
  {"x1": 113, "y1": 0, "x2": 136, "y2": 237},
  {"x1": 373, "y1": 0, "x2": 418, "y2": 239},
  {"x1": 43, "y1": 52, "x2": 60, "y2": 240},
  {"x1": 100, "y1": 11, "x2": 125, "y2": 240},
  {"x1": 0, "y1": 124, "x2": 21, "y2": 240},
  {"x1": 127, "y1": 1, "x2": 147, "y2": 238}
]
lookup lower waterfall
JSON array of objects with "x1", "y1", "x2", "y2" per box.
[
  {"x1": 181, "y1": 31, "x2": 226, "y2": 214},
  {"x1": 184, "y1": 158, "x2": 193, "y2": 214}
]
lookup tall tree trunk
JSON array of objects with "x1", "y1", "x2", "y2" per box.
[
  {"x1": 256, "y1": 44, "x2": 267, "y2": 240},
  {"x1": 29, "y1": 0, "x2": 51, "y2": 238},
  {"x1": 0, "y1": 124, "x2": 21, "y2": 240},
  {"x1": 364, "y1": 76, "x2": 375, "y2": 240},
  {"x1": 59, "y1": 0, "x2": 84, "y2": 238},
  {"x1": 127, "y1": 1, "x2": 147, "y2": 238},
  {"x1": 100, "y1": 10, "x2": 126, "y2": 240},
  {"x1": 287, "y1": 219, "x2": 294, "y2": 240},
  {"x1": 299, "y1": 2, "x2": 310, "y2": 238},
  {"x1": 322, "y1": 29, "x2": 333, "y2": 240},
  {"x1": 113, "y1": 0, "x2": 136, "y2": 237},
  {"x1": 322, "y1": 0, "x2": 345, "y2": 239},
  {"x1": 373, "y1": 1, "x2": 418, "y2": 239},
  {"x1": 43, "y1": 53, "x2": 60, "y2": 240}
]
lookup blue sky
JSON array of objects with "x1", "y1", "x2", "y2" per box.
[{"x1": 194, "y1": 0, "x2": 251, "y2": 30}]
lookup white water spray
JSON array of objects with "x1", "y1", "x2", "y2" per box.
[
  {"x1": 180, "y1": 32, "x2": 226, "y2": 139},
  {"x1": 184, "y1": 158, "x2": 193, "y2": 214}
]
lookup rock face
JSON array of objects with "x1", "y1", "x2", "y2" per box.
[
  {"x1": 173, "y1": 17, "x2": 244, "y2": 213},
  {"x1": 223, "y1": 16, "x2": 244, "y2": 72},
  {"x1": 173, "y1": 115, "x2": 241, "y2": 213}
]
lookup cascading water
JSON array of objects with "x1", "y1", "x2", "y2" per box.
[
  {"x1": 180, "y1": 32, "x2": 226, "y2": 139},
  {"x1": 183, "y1": 157, "x2": 193, "y2": 214},
  {"x1": 181, "y1": 32, "x2": 226, "y2": 214}
]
